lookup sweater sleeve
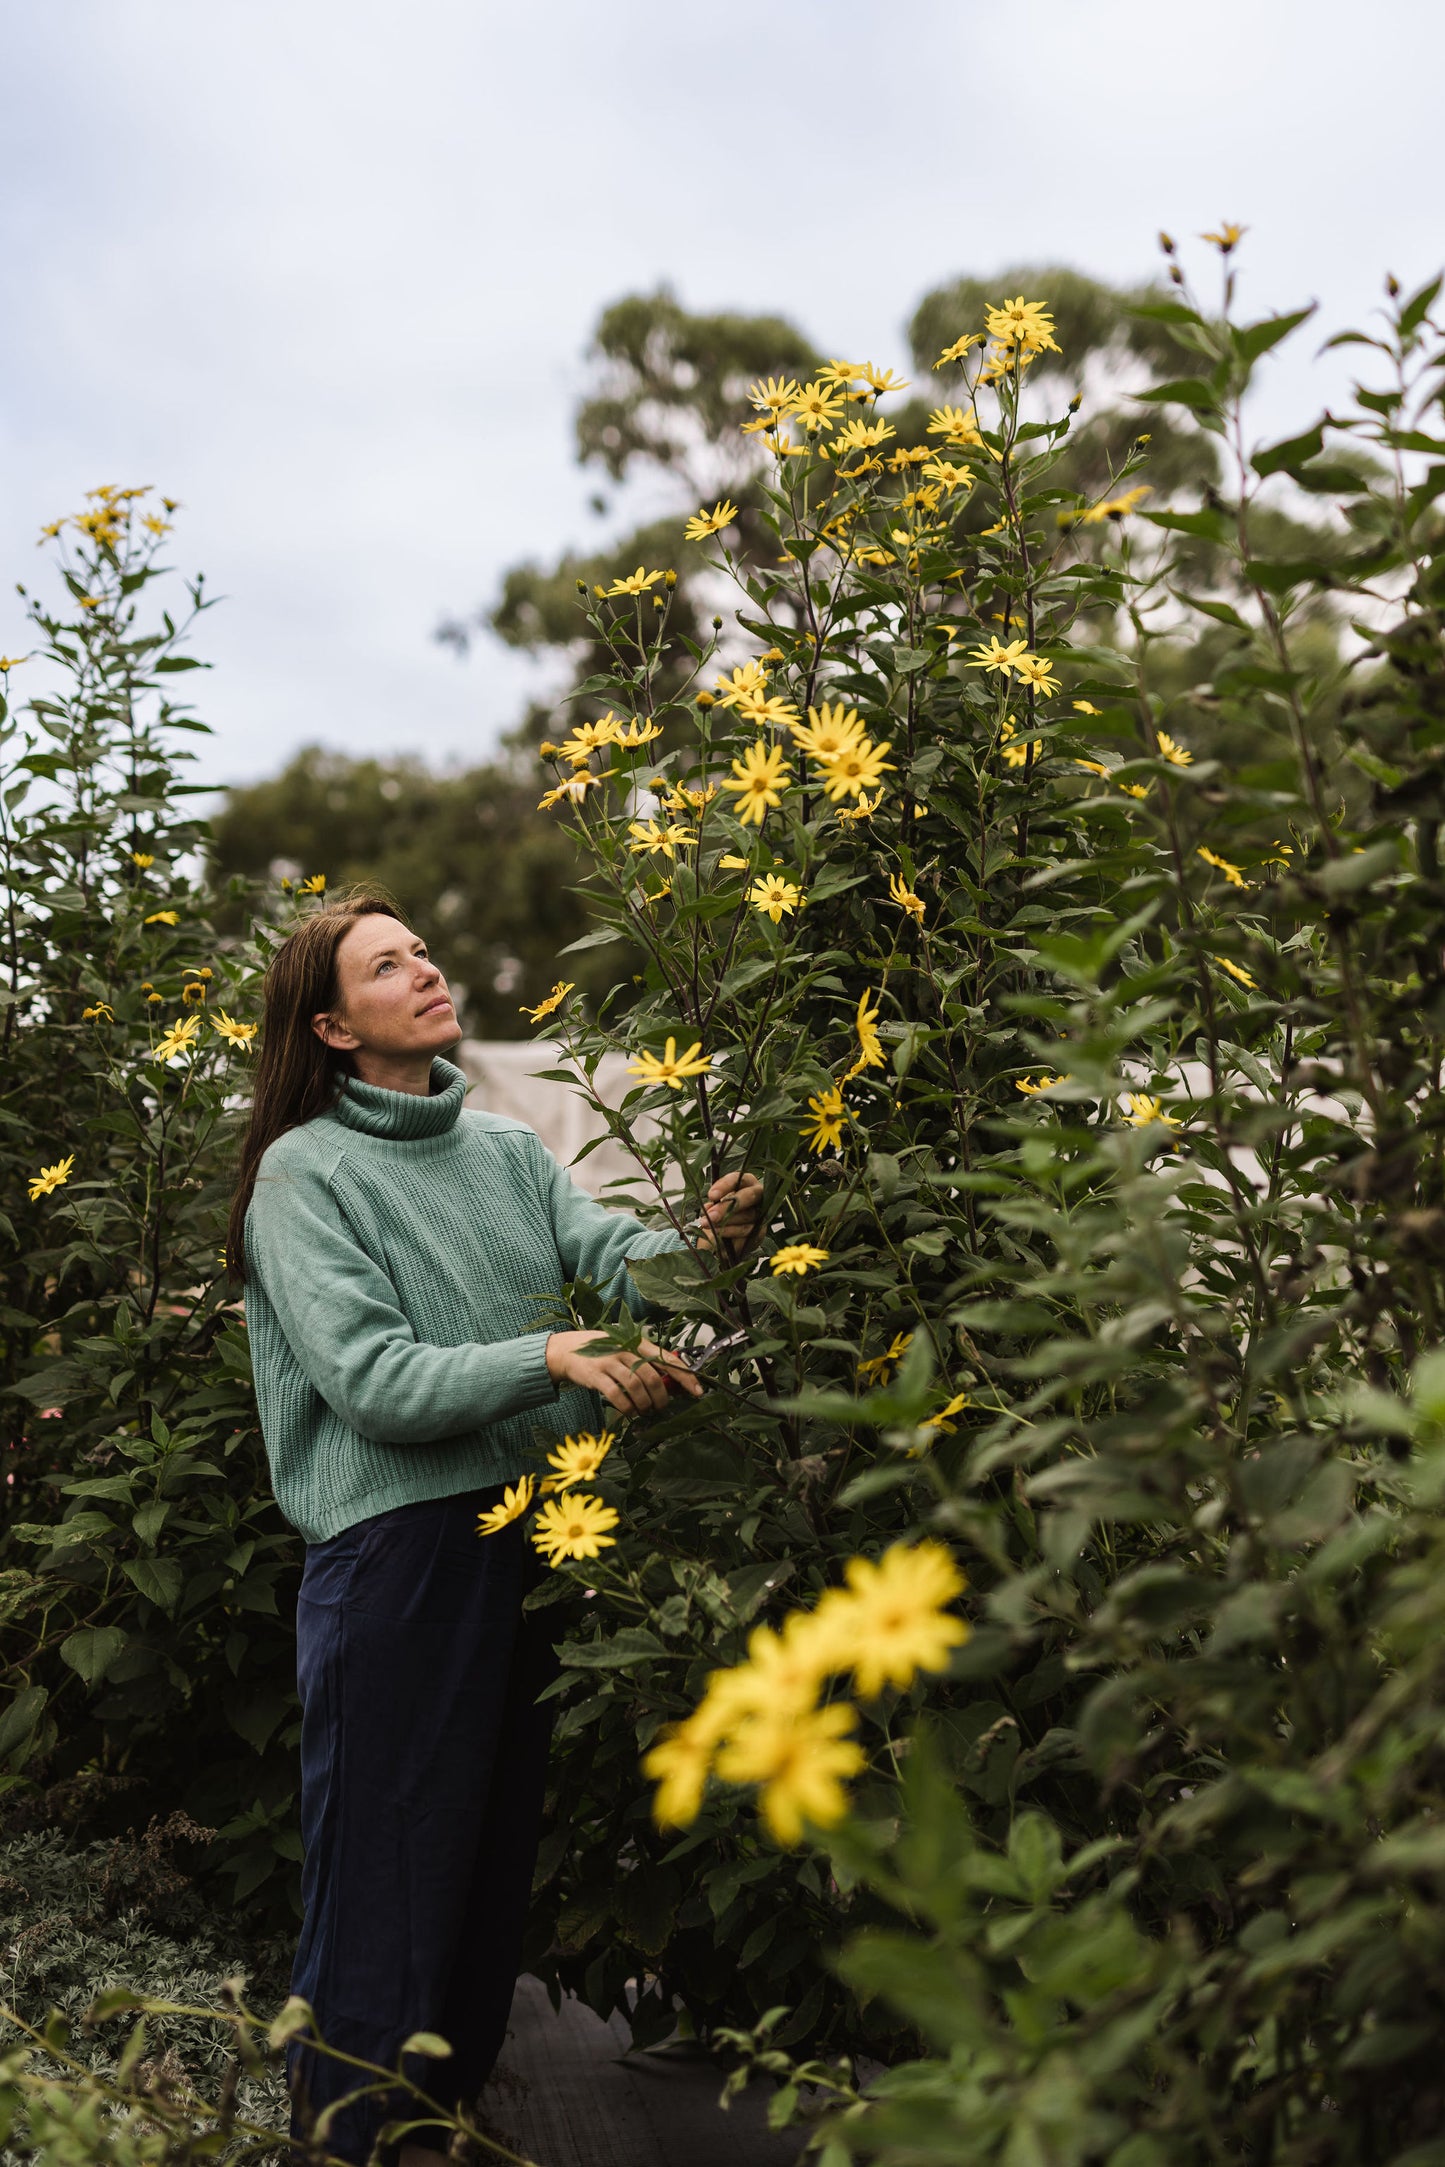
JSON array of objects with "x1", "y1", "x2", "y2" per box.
[
  {"x1": 533, "y1": 1137, "x2": 689, "y2": 1317},
  {"x1": 246, "y1": 1154, "x2": 558, "y2": 1444}
]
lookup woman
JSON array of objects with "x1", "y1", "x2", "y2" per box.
[{"x1": 228, "y1": 892, "x2": 760, "y2": 2167}]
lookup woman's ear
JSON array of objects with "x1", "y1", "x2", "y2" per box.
[{"x1": 312, "y1": 1010, "x2": 360, "y2": 1051}]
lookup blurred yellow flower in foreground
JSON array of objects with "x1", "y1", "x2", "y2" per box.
[
  {"x1": 1214, "y1": 954, "x2": 1258, "y2": 990},
  {"x1": 29, "y1": 1155, "x2": 75, "y2": 1202},
  {"x1": 627, "y1": 1036, "x2": 711, "y2": 1090},
  {"x1": 476, "y1": 1476, "x2": 535, "y2": 1537},
  {"x1": 824, "y1": 1542, "x2": 969, "y2": 1698},
  {"x1": 144, "y1": 910, "x2": 179, "y2": 926},
  {"x1": 717, "y1": 1702, "x2": 866, "y2": 1846}
]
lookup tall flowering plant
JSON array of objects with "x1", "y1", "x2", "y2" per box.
[
  {"x1": 0, "y1": 501, "x2": 301, "y2": 1905},
  {"x1": 513, "y1": 244, "x2": 1445, "y2": 2162}
]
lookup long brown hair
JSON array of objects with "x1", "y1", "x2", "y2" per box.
[{"x1": 226, "y1": 890, "x2": 410, "y2": 1282}]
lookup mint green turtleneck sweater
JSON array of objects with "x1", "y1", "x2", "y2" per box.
[{"x1": 243, "y1": 1057, "x2": 685, "y2": 1543}]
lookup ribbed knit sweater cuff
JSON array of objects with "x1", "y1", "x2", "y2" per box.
[{"x1": 513, "y1": 1329, "x2": 559, "y2": 1411}]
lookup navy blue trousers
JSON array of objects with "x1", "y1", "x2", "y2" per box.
[{"x1": 287, "y1": 1487, "x2": 557, "y2": 2164}]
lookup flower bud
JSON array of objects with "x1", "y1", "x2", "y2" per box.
[
  {"x1": 576, "y1": 578, "x2": 588, "y2": 593},
  {"x1": 664, "y1": 569, "x2": 677, "y2": 589},
  {"x1": 696, "y1": 691, "x2": 716, "y2": 709},
  {"x1": 593, "y1": 584, "x2": 606, "y2": 598},
  {"x1": 1159, "y1": 230, "x2": 1175, "y2": 254},
  {"x1": 1169, "y1": 265, "x2": 1184, "y2": 286},
  {"x1": 712, "y1": 615, "x2": 723, "y2": 630},
  {"x1": 1387, "y1": 272, "x2": 1401, "y2": 298}
]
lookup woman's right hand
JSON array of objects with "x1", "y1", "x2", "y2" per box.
[{"x1": 544, "y1": 1330, "x2": 702, "y2": 1417}]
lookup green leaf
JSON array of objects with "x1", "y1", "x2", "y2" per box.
[
  {"x1": 59, "y1": 1626, "x2": 128, "y2": 1686},
  {"x1": 121, "y1": 1556, "x2": 184, "y2": 1612},
  {"x1": 1252, "y1": 422, "x2": 1325, "y2": 477},
  {"x1": 400, "y1": 2030, "x2": 453, "y2": 2059}
]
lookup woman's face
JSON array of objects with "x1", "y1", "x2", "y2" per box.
[{"x1": 313, "y1": 914, "x2": 460, "y2": 1059}]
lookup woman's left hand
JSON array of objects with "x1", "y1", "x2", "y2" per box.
[{"x1": 696, "y1": 1170, "x2": 764, "y2": 1259}]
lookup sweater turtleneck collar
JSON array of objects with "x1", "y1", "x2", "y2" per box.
[{"x1": 331, "y1": 1056, "x2": 468, "y2": 1142}]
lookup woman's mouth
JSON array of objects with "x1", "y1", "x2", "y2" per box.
[{"x1": 419, "y1": 995, "x2": 454, "y2": 1018}]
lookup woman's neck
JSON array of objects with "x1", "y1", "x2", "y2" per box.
[{"x1": 347, "y1": 1050, "x2": 437, "y2": 1097}]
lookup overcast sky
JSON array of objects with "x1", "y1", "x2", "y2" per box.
[{"x1": 2, "y1": 0, "x2": 1440, "y2": 788}]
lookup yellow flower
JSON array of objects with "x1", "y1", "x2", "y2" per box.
[
  {"x1": 824, "y1": 1542, "x2": 969, "y2": 1698},
  {"x1": 735, "y1": 691, "x2": 801, "y2": 731},
  {"x1": 770, "y1": 1242, "x2": 829, "y2": 1277},
  {"x1": 1119, "y1": 781, "x2": 1152, "y2": 801},
  {"x1": 1197, "y1": 846, "x2": 1247, "y2": 888},
  {"x1": 828, "y1": 417, "x2": 895, "y2": 457},
  {"x1": 531, "y1": 1490, "x2": 620, "y2": 1567},
  {"x1": 130, "y1": 850, "x2": 155, "y2": 869},
  {"x1": 1122, "y1": 1092, "x2": 1182, "y2": 1134},
  {"x1": 984, "y1": 297, "x2": 1061, "y2": 357},
  {"x1": 615, "y1": 718, "x2": 664, "y2": 750},
  {"x1": 476, "y1": 1475, "x2": 536, "y2": 1537},
  {"x1": 919, "y1": 1391, "x2": 970, "y2": 1439},
  {"x1": 1001, "y1": 718, "x2": 1040, "y2": 769},
  {"x1": 146, "y1": 992, "x2": 163, "y2": 1004},
  {"x1": 747, "y1": 375, "x2": 801, "y2": 415},
  {"x1": 521, "y1": 980, "x2": 575, "y2": 1023},
  {"x1": 714, "y1": 660, "x2": 770, "y2": 707},
  {"x1": 813, "y1": 734, "x2": 894, "y2": 802},
  {"x1": 628, "y1": 1036, "x2": 711, "y2": 1090},
  {"x1": 801, "y1": 1085, "x2": 850, "y2": 1156},
  {"x1": 721, "y1": 739, "x2": 790, "y2": 826},
  {"x1": 921, "y1": 457, "x2": 973, "y2": 494},
  {"x1": 1078, "y1": 484, "x2": 1152, "y2": 525},
  {"x1": 816, "y1": 359, "x2": 862, "y2": 385},
  {"x1": 644, "y1": 1719, "x2": 719, "y2": 1828},
  {"x1": 845, "y1": 987, "x2": 885, "y2": 1080},
  {"x1": 0, "y1": 654, "x2": 28, "y2": 671},
  {"x1": 859, "y1": 364, "x2": 908, "y2": 393},
  {"x1": 543, "y1": 1431, "x2": 615, "y2": 1492},
  {"x1": 927, "y1": 403, "x2": 984, "y2": 447},
  {"x1": 717, "y1": 1700, "x2": 866, "y2": 1846},
  {"x1": 154, "y1": 1015, "x2": 203, "y2": 1062},
  {"x1": 684, "y1": 500, "x2": 738, "y2": 541},
  {"x1": 213, "y1": 1010, "x2": 259, "y2": 1047},
  {"x1": 142, "y1": 513, "x2": 172, "y2": 537},
  {"x1": 835, "y1": 790, "x2": 884, "y2": 825},
  {"x1": 791, "y1": 701, "x2": 865, "y2": 760},
  {"x1": 82, "y1": 1002, "x2": 114, "y2": 1023},
  {"x1": 605, "y1": 565, "x2": 664, "y2": 598},
  {"x1": 967, "y1": 636, "x2": 1029, "y2": 677},
  {"x1": 1156, "y1": 730, "x2": 1192, "y2": 767},
  {"x1": 887, "y1": 873, "x2": 925, "y2": 924},
  {"x1": 538, "y1": 769, "x2": 612, "y2": 810},
  {"x1": 791, "y1": 380, "x2": 847, "y2": 433},
  {"x1": 718, "y1": 853, "x2": 751, "y2": 872},
  {"x1": 1214, "y1": 954, "x2": 1258, "y2": 990},
  {"x1": 559, "y1": 715, "x2": 625, "y2": 764},
  {"x1": 858, "y1": 1330, "x2": 912, "y2": 1384},
  {"x1": 628, "y1": 819, "x2": 694, "y2": 860},
  {"x1": 748, "y1": 873, "x2": 803, "y2": 924},
  {"x1": 297, "y1": 873, "x2": 326, "y2": 895},
  {"x1": 1073, "y1": 700, "x2": 1101, "y2": 717},
  {"x1": 1075, "y1": 757, "x2": 1110, "y2": 779},
  {"x1": 28, "y1": 1154, "x2": 76, "y2": 1201},
  {"x1": 934, "y1": 334, "x2": 984, "y2": 368},
  {"x1": 1014, "y1": 654, "x2": 1061, "y2": 697},
  {"x1": 144, "y1": 909, "x2": 179, "y2": 926},
  {"x1": 1016, "y1": 1073, "x2": 1071, "y2": 1096},
  {"x1": 181, "y1": 979, "x2": 207, "y2": 1005},
  {"x1": 1202, "y1": 222, "x2": 1247, "y2": 252}
]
